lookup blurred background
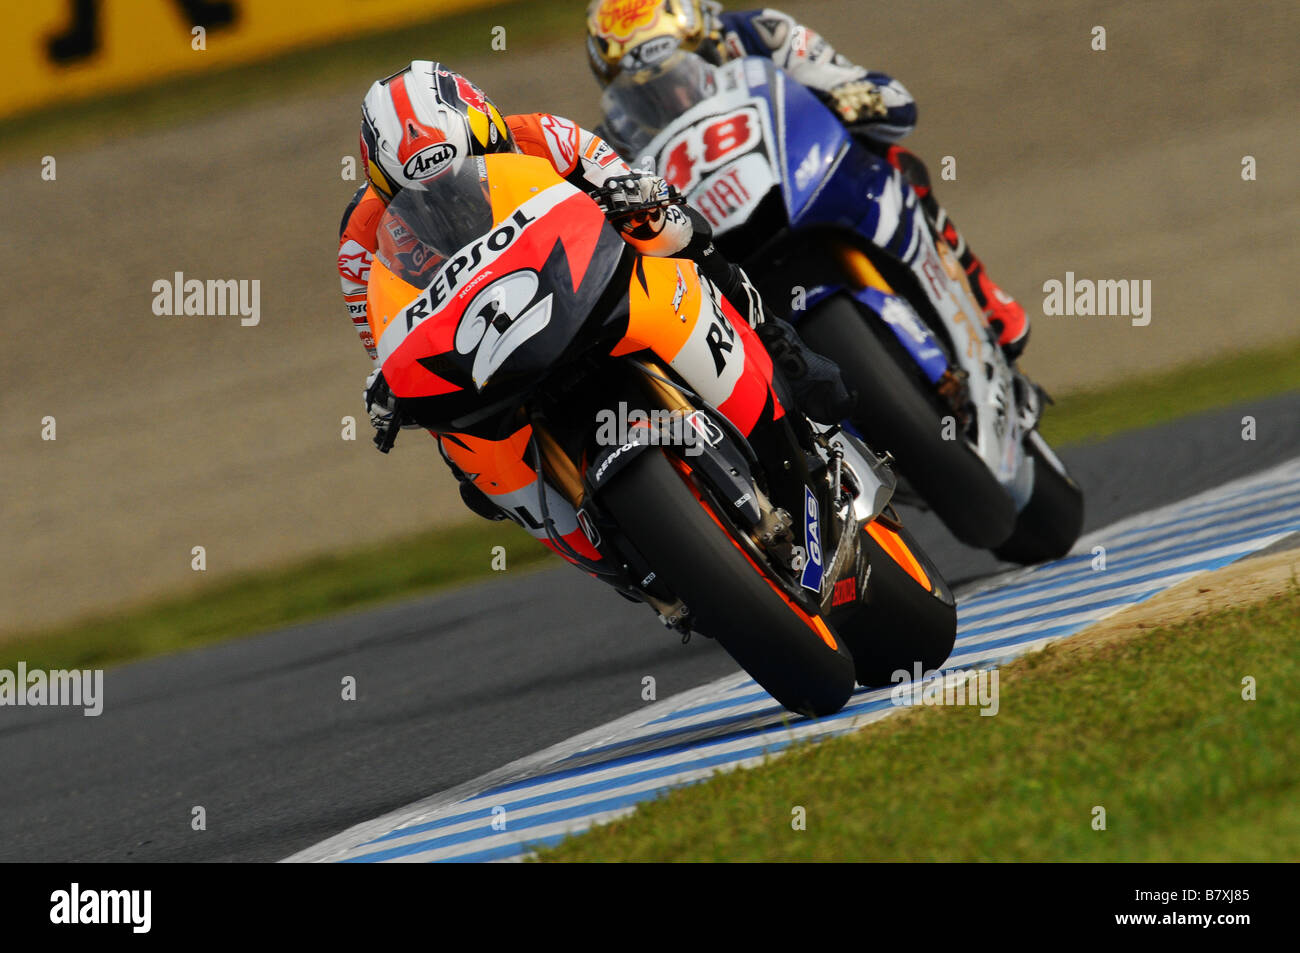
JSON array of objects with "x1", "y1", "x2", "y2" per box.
[{"x1": 1, "y1": 0, "x2": 1296, "y2": 637}]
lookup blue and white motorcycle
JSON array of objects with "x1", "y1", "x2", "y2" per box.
[{"x1": 601, "y1": 52, "x2": 1083, "y2": 563}]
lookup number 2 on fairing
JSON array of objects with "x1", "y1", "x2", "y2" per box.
[{"x1": 454, "y1": 270, "x2": 554, "y2": 389}]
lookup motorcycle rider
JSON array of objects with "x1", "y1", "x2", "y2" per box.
[
  {"x1": 584, "y1": 0, "x2": 1029, "y2": 359},
  {"x1": 340, "y1": 61, "x2": 851, "y2": 531}
]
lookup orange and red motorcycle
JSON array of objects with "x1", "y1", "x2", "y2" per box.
[{"x1": 364, "y1": 152, "x2": 955, "y2": 717}]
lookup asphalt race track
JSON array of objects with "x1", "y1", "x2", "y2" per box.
[{"x1": 2, "y1": 393, "x2": 1296, "y2": 862}]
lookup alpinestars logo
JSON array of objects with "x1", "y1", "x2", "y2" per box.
[
  {"x1": 337, "y1": 243, "x2": 371, "y2": 284},
  {"x1": 538, "y1": 114, "x2": 578, "y2": 171}
]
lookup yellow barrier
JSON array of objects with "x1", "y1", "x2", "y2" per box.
[{"x1": 0, "y1": 0, "x2": 512, "y2": 119}]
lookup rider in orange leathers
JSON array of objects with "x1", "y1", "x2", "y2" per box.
[{"x1": 338, "y1": 61, "x2": 850, "y2": 556}]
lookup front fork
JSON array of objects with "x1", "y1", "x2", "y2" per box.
[{"x1": 624, "y1": 359, "x2": 863, "y2": 615}]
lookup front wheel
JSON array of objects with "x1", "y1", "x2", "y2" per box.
[
  {"x1": 600, "y1": 448, "x2": 856, "y2": 717},
  {"x1": 835, "y1": 519, "x2": 958, "y2": 687}
]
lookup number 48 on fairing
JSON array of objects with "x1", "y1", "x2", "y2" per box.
[{"x1": 661, "y1": 107, "x2": 761, "y2": 193}]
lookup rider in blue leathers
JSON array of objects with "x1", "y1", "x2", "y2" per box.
[{"x1": 585, "y1": 0, "x2": 1029, "y2": 359}]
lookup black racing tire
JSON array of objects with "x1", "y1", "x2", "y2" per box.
[
  {"x1": 798, "y1": 295, "x2": 1017, "y2": 549},
  {"x1": 993, "y1": 437, "x2": 1085, "y2": 565},
  {"x1": 600, "y1": 448, "x2": 856, "y2": 717},
  {"x1": 843, "y1": 520, "x2": 958, "y2": 688}
]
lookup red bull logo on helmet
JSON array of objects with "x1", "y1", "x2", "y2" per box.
[{"x1": 437, "y1": 68, "x2": 487, "y2": 113}]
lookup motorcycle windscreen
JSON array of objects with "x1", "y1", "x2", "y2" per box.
[
  {"x1": 369, "y1": 154, "x2": 629, "y2": 421},
  {"x1": 374, "y1": 159, "x2": 495, "y2": 286},
  {"x1": 600, "y1": 50, "x2": 719, "y2": 157}
]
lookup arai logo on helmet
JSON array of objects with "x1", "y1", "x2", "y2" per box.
[{"x1": 403, "y1": 142, "x2": 458, "y2": 180}]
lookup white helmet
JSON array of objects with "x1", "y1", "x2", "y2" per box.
[{"x1": 359, "y1": 60, "x2": 514, "y2": 201}]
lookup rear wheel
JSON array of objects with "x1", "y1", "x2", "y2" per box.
[
  {"x1": 838, "y1": 519, "x2": 957, "y2": 687},
  {"x1": 600, "y1": 448, "x2": 856, "y2": 717},
  {"x1": 993, "y1": 436, "x2": 1085, "y2": 565},
  {"x1": 799, "y1": 295, "x2": 1017, "y2": 549}
]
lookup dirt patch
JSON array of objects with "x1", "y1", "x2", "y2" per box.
[
  {"x1": 3, "y1": 0, "x2": 1296, "y2": 633},
  {"x1": 1045, "y1": 544, "x2": 1300, "y2": 659}
]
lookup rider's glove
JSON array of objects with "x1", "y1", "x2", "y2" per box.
[
  {"x1": 592, "y1": 172, "x2": 689, "y2": 247},
  {"x1": 363, "y1": 366, "x2": 421, "y2": 434},
  {"x1": 827, "y1": 79, "x2": 889, "y2": 125},
  {"x1": 707, "y1": 257, "x2": 766, "y2": 330},
  {"x1": 592, "y1": 171, "x2": 679, "y2": 219}
]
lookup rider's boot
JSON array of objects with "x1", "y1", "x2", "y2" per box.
[
  {"x1": 970, "y1": 268, "x2": 1029, "y2": 362},
  {"x1": 878, "y1": 143, "x2": 1030, "y2": 362},
  {"x1": 754, "y1": 316, "x2": 857, "y2": 425}
]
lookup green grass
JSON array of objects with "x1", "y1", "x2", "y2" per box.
[
  {"x1": 0, "y1": 0, "x2": 584, "y2": 164},
  {"x1": 0, "y1": 520, "x2": 549, "y2": 673},
  {"x1": 1036, "y1": 337, "x2": 1300, "y2": 447},
  {"x1": 536, "y1": 586, "x2": 1300, "y2": 861}
]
